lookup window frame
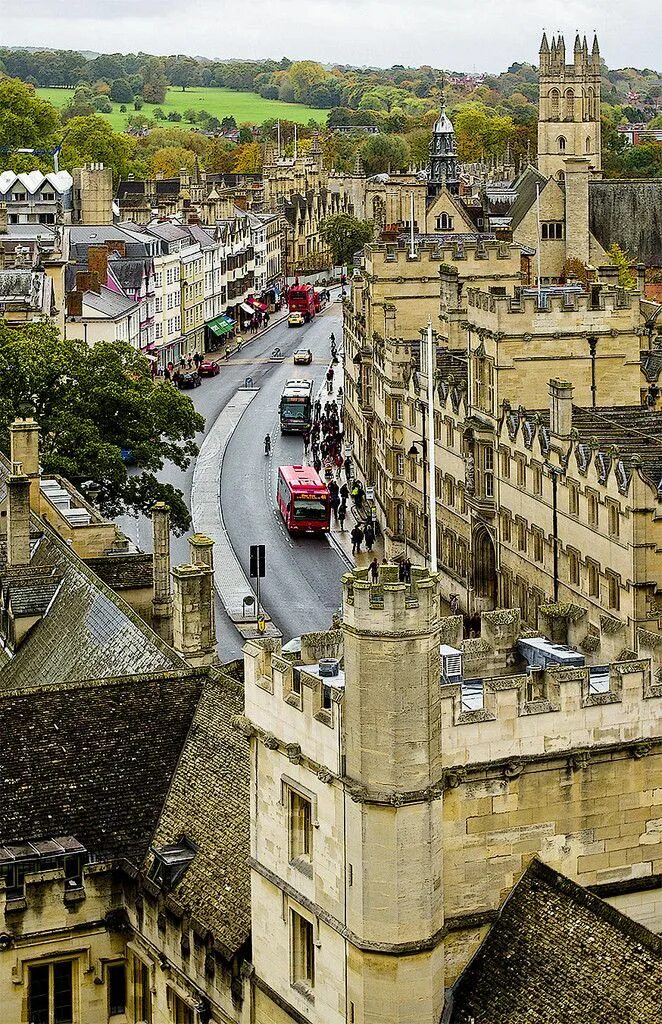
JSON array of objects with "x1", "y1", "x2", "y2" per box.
[
  {"x1": 290, "y1": 908, "x2": 315, "y2": 999},
  {"x1": 27, "y1": 958, "x2": 75, "y2": 1024}
]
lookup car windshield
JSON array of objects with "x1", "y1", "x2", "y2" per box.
[{"x1": 293, "y1": 499, "x2": 327, "y2": 521}]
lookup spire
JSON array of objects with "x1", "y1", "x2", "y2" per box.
[
  {"x1": 583, "y1": 35, "x2": 589, "y2": 60},
  {"x1": 592, "y1": 33, "x2": 600, "y2": 66},
  {"x1": 574, "y1": 32, "x2": 582, "y2": 54},
  {"x1": 558, "y1": 34, "x2": 566, "y2": 64},
  {"x1": 540, "y1": 31, "x2": 549, "y2": 54}
]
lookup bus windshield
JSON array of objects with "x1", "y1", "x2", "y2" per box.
[
  {"x1": 282, "y1": 400, "x2": 307, "y2": 419},
  {"x1": 293, "y1": 499, "x2": 327, "y2": 521}
]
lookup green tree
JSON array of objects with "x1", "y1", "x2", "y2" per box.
[
  {"x1": 609, "y1": 243, "x2": 637, "y2": 288},
  {"x1": 142, "y1": 58, "x2": 168, "y2": 104},
  {"x1": 359, "y1": 134, "x2": 410, "y2": 175},
  {"x1": 0, "y1": 77, "x2": 60, "y2": 162},
  {"x1": 110, "y1": 78, "x2": 134, "y2": 103},
  {"x1": 134, "y1": 96, "x2": 144, "y2": 111},
  {"x1": 0, "y1": 323, "x2": 203, "y2": 533},
  {"x1": 321, "y1": 213, "x2": 374, "y2": 266},
  {"x1": 94, "y1": 96, "x2": 113, "y2": 113},
  {"x1": 150, "y1": 146, "x2": 196, "y2": 178},
  {"x1": 221, "y1": 115, "x2": 237, "y2": 132},
  {"x1": 238, "y1": 125, "x2": 253, "y2": 144},
  {"x1": 59, "y1": 115, "x2": 137, "y2": 182},
  {"x1": 183, "y1": 108, "x2": 198, "y2": 123},
  {"x1": 169, "y1": 57, "x2": 202, "y2": 91}
]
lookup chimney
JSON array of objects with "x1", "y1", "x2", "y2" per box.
[
  {"x1": 549, "y1": 378, "x2": 573, "y2": 437},
  {"x1": 87, "y1": 245, "x2": 109, "y2": 287},
  {"x1": 9, "y1": 418, "x2": 40, "y2": 509},
  {"x1": 66, "y1": 290, "x2": 83, "y2": 318},
  {"x1": 172, "y1": 563, "x2": 217, "y2": 667},
  {"x1": 151, "y1": 502, "x2": 173, "y2": 644},
  {"x1": 75, "y1": 270, "x2": 100, "y2": 294},
  {"x1": 7, "y1": 463, "x2": 31, "y2": 567},
  {"x1": 189, "y1": 533, "x2": 215, "y2": 638}
]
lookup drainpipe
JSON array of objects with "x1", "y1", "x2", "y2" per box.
[{"x1": 588, "y1": 334, "x2": 598, "y2": 407}]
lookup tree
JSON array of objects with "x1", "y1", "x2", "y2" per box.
[
  {"x1": 221, "y1": 115, "x2": 237, "y2": 132},
  {"x1": 134, "y1": 96, "x2": 144, "y2": 110},
  {"x1": 183, "y1": 108, "x2": 198, "y2": 123},
  {"x1": 238, "y1": 125, "x2": 253, "y2": 144},
  {"x1": 232, "y1": 141, "x2": 263, "y2": 173},
  {"x1": 142, "y1": 58, "x2": 168, "y2": 104},
  {"x1": 59, "y1": 115, "x2": 138, "y2": 182},
  {"x1": 94, "y1": 96, "x2": 113, "y2": 114},
  {"x1": 359, "y1": 134, "x2": 410, "y2": 175},
  {"x1": 609, "y1": 243, "x2": 637, "y2": 288},
  {"x1": 0, "y1": 77, "x2": 60, "y2": 161},
  {"x1": 321, "y1": 214, "x2": 374, "y2": 266},
  {"x1": 110, "y1": 78, "x2": 134, "y2": 104},
  {"x1": 0, "y1": 323, "x2": 204, "y2": 533},
  {"x1": 151, "y1": 146, "x2": 196, "y2": 178},
  {"x1": 169, "y1": 57, "x2": 202, "y2": 92}
]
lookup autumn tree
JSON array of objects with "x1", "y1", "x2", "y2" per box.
[{"x1": 321, "y1": 213, "x2": 374, "y2": 266}]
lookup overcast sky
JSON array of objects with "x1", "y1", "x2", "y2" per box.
[{"x1": 4, "y1": 0, "x2": 660, "y2": 72}]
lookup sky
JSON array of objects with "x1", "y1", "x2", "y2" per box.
[{"x1": 4, "y1": 0, "x2": 661, "y2": 72}]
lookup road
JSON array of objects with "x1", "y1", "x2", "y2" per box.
[{"x1": 118, "y1": 299, "x2": 347, "y2": 659}]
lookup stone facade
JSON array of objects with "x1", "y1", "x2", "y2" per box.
[{"x1": 537, "y1": 33, "x2": 601, "y2": 180}]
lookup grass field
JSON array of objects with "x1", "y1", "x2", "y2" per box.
[{"x1": 36, "y1": 86, "x2": 329, "y2": 131}]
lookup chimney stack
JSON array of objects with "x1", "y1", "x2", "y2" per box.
[
  {"x1": 9, "y1": 418, "x2": 40, "y2": 510},
  {"x1": 87, "y1": 245, "x2": 109, "y2": 287},
  {"x1": 172, "y1": 563, "x2": 216, "y2": 666},
  {"x1": 549, "y1": 378, "x2": 573, "y2": 437},
  {"x1": 7, "y1": 463, "x2": 31, "y2": 567},
  {"x1": 151, "y1": 502, "x2": 173, "y2": 644}
]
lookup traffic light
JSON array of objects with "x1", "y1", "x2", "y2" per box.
[{"x1": 249, "y1": 544, "x2": 265, "y2": 579}]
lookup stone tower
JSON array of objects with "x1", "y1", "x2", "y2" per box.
[
  {"x1": 428, "y1": 99, "x2": 459, "y2": 197},
  {"x1": 537, "y1": 32, "x2": 601, "y2": 179},
  {"x1": 342, "y1": 570, "x2": 445, "y2": 1023},
  {"x1": 72, "y1": 163, "x2": 114, "y2": 225}
]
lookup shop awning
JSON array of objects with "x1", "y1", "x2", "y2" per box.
[
  {"x1": 249, "y1": 298, "x2": 268, "y2": 312},
  {"x1": 240, "y1": 302, "x2": 256, "y2": 316},
  {"x1": 207, "y1": 314, "x2": 235, "y2": 338}
]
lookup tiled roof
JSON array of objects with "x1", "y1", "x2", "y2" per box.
[
  {"x1": 1, "y1": 565, "x2": 62, "y2": 616},
  {"x1": 82, "y1": 285, "x2": 139, "y2": 318},
  {"x1": 0, "y1": 671, "x2": 206, "y2": 864},
  {"x1": 85, "y1": 553, "x2": 153, "y2": 590},
  {"x1": 148, "y1": 672, "x2": 251, "y2": 957},
  {"x1": 0, "y1": 528, "x2": 184, "y2": 689},
  {"x1": 508, "y1": 165, "x2": 548, "y2": 230},
  {"x1": 445, "y1": 858, "x2": 662, "y2": 1024},
  {"x1": 590, "y1": 180, "x2": 662, "y2": 268}
]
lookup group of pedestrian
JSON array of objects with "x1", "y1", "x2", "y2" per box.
[
  {"x1": 398, "y1": 558, "x2": 412, "y2": 583},
  {"x1": 349, "y1": 519, "x2": 375, "y2": 555},
  {"x1": 162, "y1": 352, "x2": 204, "y2": 385},
  {"x1": 309, "y1": 397, "x2": 344, "y2": 477}
]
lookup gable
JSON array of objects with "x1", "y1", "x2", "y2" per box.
[{"x1": 426, "y1": 190, "x2": 475, "y2": 234}]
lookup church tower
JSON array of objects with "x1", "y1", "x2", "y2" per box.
[
  {"x1": 428, "y1": 99, "x2": 459, "y2": 197},
  {"x1": 537, "y1": 31, "x2": 601, "y2": 179}
]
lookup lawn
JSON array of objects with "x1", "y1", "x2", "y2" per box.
[{"x1": 36, "y1": 86, "x2": 329, "y2": 131}]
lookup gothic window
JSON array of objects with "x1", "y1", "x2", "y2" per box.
[
  {"x1": 288, "y1": 786, "x2": 313, "y2": 866},
  {"x1": 586, "y1": 136, "x2": 592, "y2": 153},
  {"x1": 607, "y1": 571, "x2": 621, "y2": 611},
  {"x1": 549, "y1": 89, "x2": 561, "y2": 118},
  {"x1": 557, "y1": 136, "x2": 567, "y2": 153},
  {"x1": 586, "y1": 87, "x2": 595, "y2": 119},
  {"x1": 564, "y1": 90, "x2": 575, "y2": 120},
  {"x1": 290, "y1": 909, "x2": 315, "y2": 993},
  {"x1": 436, "y1": 213, "x2": 454, "y2": 231},
  {"x1": 568, "y1": 548, "x2": 581, "y2": 586}
]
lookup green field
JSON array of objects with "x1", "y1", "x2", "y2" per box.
[{"x1": 36, "y1": 86, "x2": 329, "y2": 131}]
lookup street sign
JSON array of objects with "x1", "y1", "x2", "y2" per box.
[
  {"x1": 249, "y1": 544, "x2": 265, "y2": 579},
  {"x1": 366, "y1": 486, "x2": 375, "y2": 501},
  {"x1": 344, "y1": 444, "x2": 353, "y2": 457}
]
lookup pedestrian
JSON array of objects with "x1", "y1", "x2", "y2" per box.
[
  {"x1": 364, "y1": 521, "x2": 375, "y2": 552},
  {"x1": 187, "y1": 355, "x2": 193, "y2": 369},
  {"x1": 264, "y1": 313, "x2": 270, "y2": 327},
  {"x1": 338, "y1": 502, "x2": 346, "y2": 531},
  {"x1": 369, "y1": 557, "x2": 379, "y2": 583},
  {"x1": 404, "y1": 558, "x2": 412, "y2": 583},
  {"x1": 344, "y1": 456, "x2": 352, "y2": 482},
  {"x1": 313, "y1": 456, "x2": 322, "y2": 474},
  {"x1": 328, "y1": 479, "x2": 339, "y2": 500},
  {"x1": 351, "y1": 524, "x2": 364, "y2": 556},
  {"x1": 339, "y1": 482, "x2": 349, "y2": 503},
  {"x1": 303, "y1": 429, "x2": 310, "y2": 457},
  {"x1": 193, "y1": 351, "x2": 201, "y2": 369},
  {"x1": 330, "y1": 493, "x2": 340, "y2": 518},
  {"x1": 314, "y1": 398, "x2": 322, "y2": 420}
]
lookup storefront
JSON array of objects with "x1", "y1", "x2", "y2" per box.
[{"x1": 206, "y1": 314, "x2": 235, "y2": 351}]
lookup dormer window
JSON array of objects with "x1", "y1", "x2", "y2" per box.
[{"x1": 147, "y1": 838, "x2": 196, "y2": 891}]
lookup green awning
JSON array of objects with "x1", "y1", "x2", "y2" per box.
[{"x1": 207, "y1": 314, "x2": 235, "y2": 338}]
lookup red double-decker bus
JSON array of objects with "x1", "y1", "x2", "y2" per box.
[
  {"x1": 287, "y1": 283, "x2": 317, "y2": 321},
  {"x1": 277, "y1": 465, "x2": 331, "y2": 533}
]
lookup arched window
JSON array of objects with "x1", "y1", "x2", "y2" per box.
[
  {"x1": 586, "y1": 87, "x2": 595, "y2": 120},
  {"x1": 436, "y1": 213, "x2": 454, "y2": 231},
  {"x1": 549, "y1": 89, "x2": 560, "y2": 118},
  {"x1": 585, "y1": 136, "x2": 592, "y2": 154},
  {"x1": 564, "y1": 90, "x2": 575, "y2": 120},
  {"x1": 558, "y1": 136, "x2": 566, "y2": 153},
  {"x1": 557, "y1": 170, "x2": 565, "y2": 181}
]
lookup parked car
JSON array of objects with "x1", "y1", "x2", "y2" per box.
[
  {"x1": 293, "y1": 349, "x2": 313, "y2": 365},
  {"x1": 198, "y1": 358, "x2": 220, "y2": 377},
  {"x1": 288, "y1": 312, "x2": 305, "y2": 327},
  {"x1": 178, "y1": 369, "x2": 202, "y2": 389}
]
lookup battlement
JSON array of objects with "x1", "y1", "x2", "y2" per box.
[
  {"x1": 365, "y1": 239, "x2": 522, "y2": 274},
  {"x1": 467, "y1": 284, "x2": 638, "y2": 320},
  {"x1": 342, "y1": 564, "x2": 440, "y2": 634},
  {"x1": 440, "y1": 655, "x2": 661, "y2": 768}
]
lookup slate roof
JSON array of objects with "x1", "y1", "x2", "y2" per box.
[
  {"x1": 69, "y1": 225, "x2": 149, "y2": 260},
  {"x1": 590, "y1": 180, "x2": 662, "y2": 268},
  {"x1": 0, "y1": 527, "x2": 184, "y2": 687},
  {"x1": 444, "y1": 858, "x2": 662, "y2": 1024},
  {"x1": 148, "y1": 673, "x2": 251, "y2": 957},
  {"x1": 109, "y1": 257, "x2": 149, "y2": 293},
  {"x1": 82, "y1": 285, "x2": 139, "y2": 318},
  {"x1": 85, "y1": 552, "x2": 154, "y2": 590},
  {"x1": 529, "y1": 404, "x2": 662, "y2": 493},
  {"x1": 508, "y1": 165, "x2": 548, "y2": 230},
  {"x1": 1, "y1": 565, "x2": 62, "y2": 616},
  {"x1": 0, "y1": 671, "x2": 206, "y2": 864}
]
